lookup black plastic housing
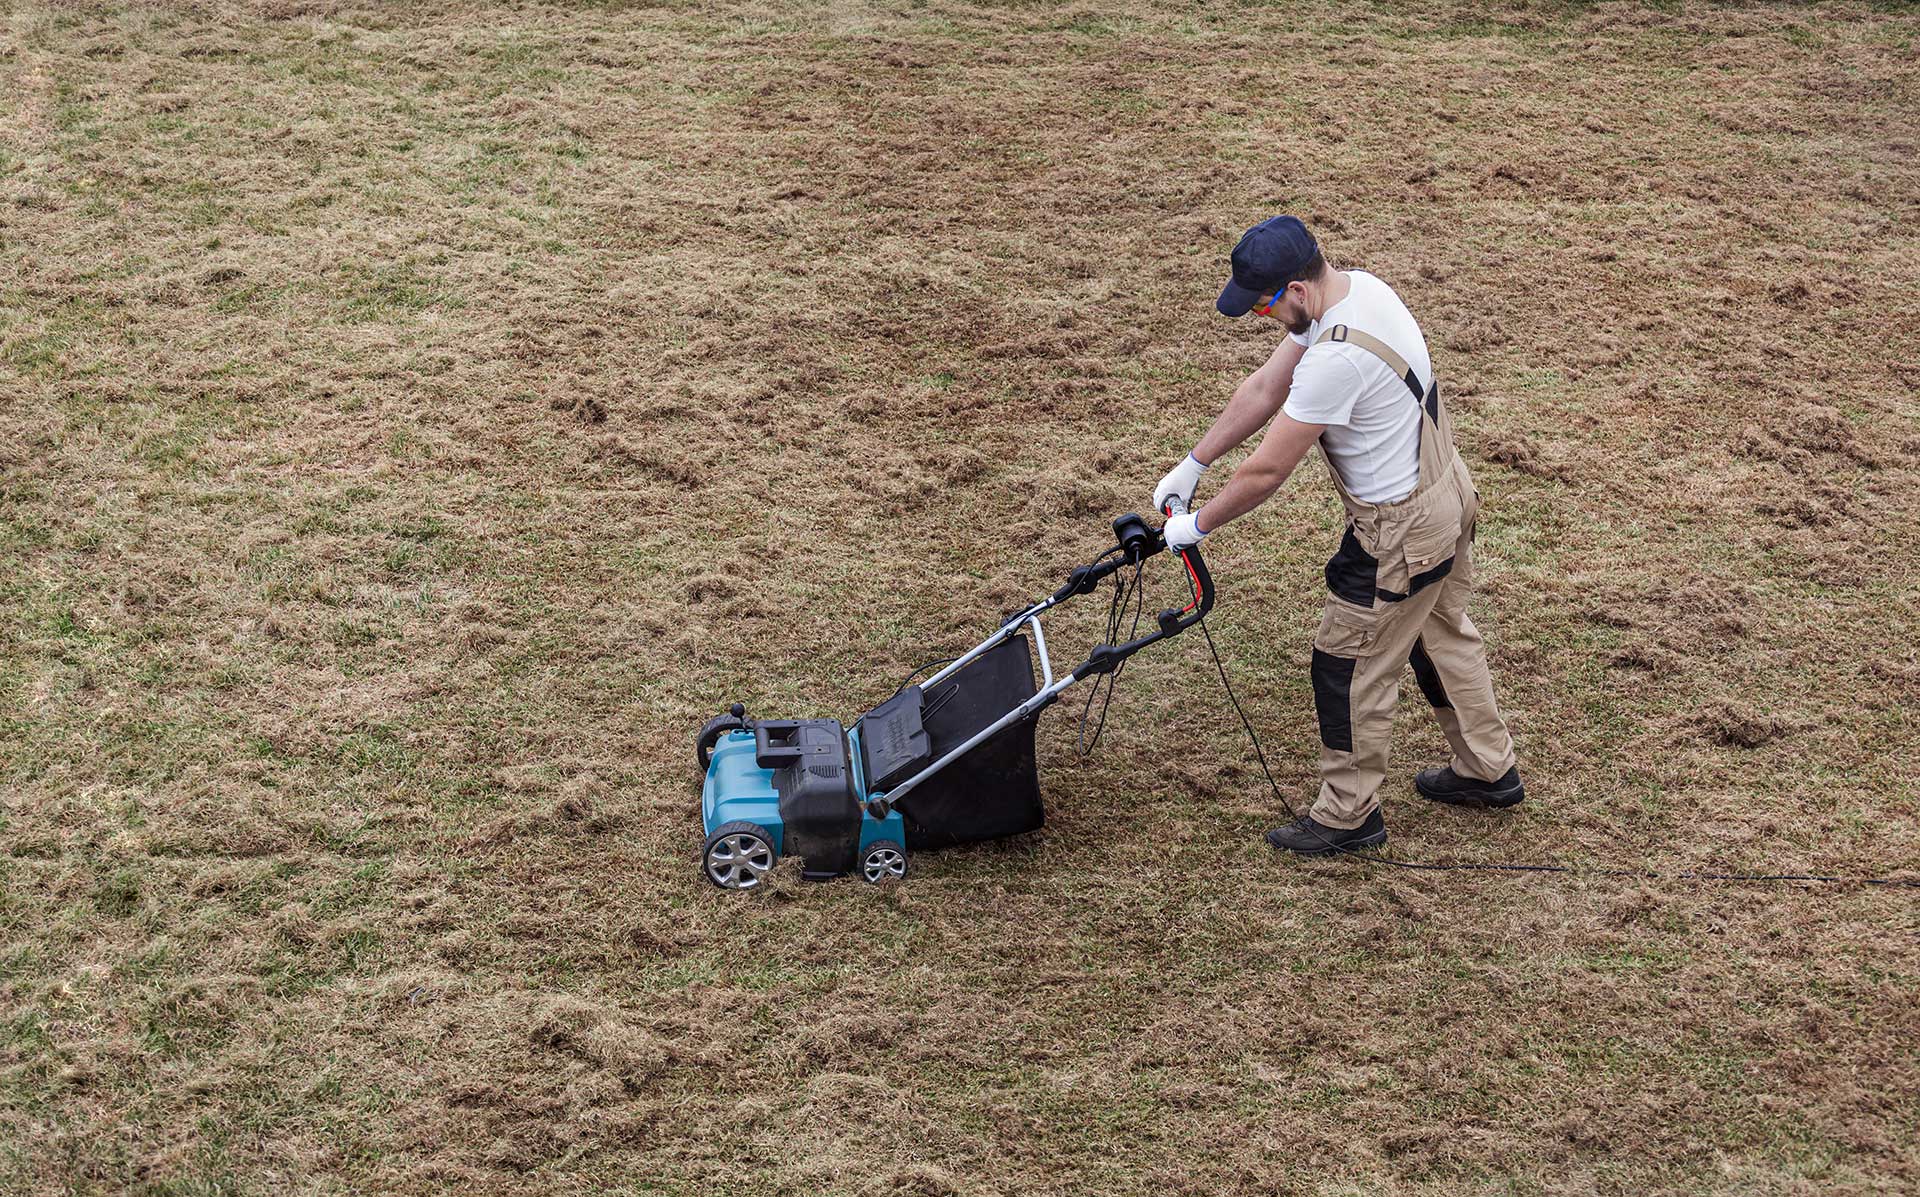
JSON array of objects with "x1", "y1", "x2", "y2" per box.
[
  {"x1": 859, "y1": 686, "x2": 932, "y2": 792},
  {"x1": 764, "y1": 719, "x2": 861, "y2": 880}
]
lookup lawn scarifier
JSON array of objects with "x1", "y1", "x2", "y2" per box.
[{"x1": 695, "y1": 501, "x2": 1212, "y2": 888}]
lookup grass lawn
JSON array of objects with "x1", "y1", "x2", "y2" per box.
[{"x1": 2, "y1": 1, "x2": 1916, "y2": 1193}]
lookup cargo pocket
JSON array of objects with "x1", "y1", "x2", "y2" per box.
[
  {"x1": 1313, "y1": 597, "x2": 1382, "y2": 658},
  {"x1": 1401, "y1": 518, "x2": 1458, "y2": 599}
]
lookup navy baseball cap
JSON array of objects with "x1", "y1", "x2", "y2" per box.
[{"x1": 1216, "y1": 216, "x2": 1319, "y2": 317}]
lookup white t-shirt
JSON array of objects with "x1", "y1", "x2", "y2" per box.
[{"x1": 1281, "y1": 270, "x2": 1431, "y2": 504}]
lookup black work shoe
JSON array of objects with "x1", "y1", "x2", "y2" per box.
[
  {"x1": 1265, "y1": 808, "x2": 1388, "y2": 856},
  {"x1": 1414, "y1": 764, "x2": 1525, "y2": 809}
]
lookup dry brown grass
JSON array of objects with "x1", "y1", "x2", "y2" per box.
[{"x1": 3, "y1": 0, "x2": 1918, "y2": 1193}]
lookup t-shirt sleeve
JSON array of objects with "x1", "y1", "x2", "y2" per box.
[
  {"x1": 1287, "y1": 330, "x2": 1311, "y2": 348},
  {"x1": 1282, "y1": 347, "x2": 1364, "y2": 427}
]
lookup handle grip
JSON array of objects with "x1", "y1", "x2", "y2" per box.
[
  {"x1": 1155, "y1": 494, "x2": 1210, "y2": 631},
  {"x1": 1153, "y1": 539, "x2": 1214, "y2": 635}
]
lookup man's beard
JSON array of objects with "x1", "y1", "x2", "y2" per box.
[{"x1": 1284, "y1": 308, "x2": 1312, "y2": 336}]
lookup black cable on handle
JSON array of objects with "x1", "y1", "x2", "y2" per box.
[{"x1": 1078, "y1": 556, "x2": 1146, "y2": 757}]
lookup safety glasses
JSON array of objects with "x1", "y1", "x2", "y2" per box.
[{"x1": 1252, "y1": 287, "x2": 1286, "y2": 318}]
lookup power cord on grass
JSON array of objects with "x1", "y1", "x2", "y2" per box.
[
  {"x1": 1192, "y1": 612, "x2": 1919, "y2": 891},
  {"x1": 893, "y1": 552, "x2": 1913, "y2": 890}
]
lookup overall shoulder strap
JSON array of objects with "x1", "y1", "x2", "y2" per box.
[
  {"x1": 1320, "y1": 324, "x2": 1451, "y2": 499},
  {"x1": 1315, "y1": 324, "x2": 1421, "y2": 398}
]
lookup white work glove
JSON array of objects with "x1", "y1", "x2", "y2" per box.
[
  {"x1": 1162, "y1": 510, "x2": 1209, "y2": 553},
  {"x1": 1153, "y1": 453, "x2": 1209, "y2": 515}
]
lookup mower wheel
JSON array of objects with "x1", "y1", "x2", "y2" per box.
[
  {"x1": 860, "y1": 840, "x2": 908, "y2": 885},
  {"x1": 703, "y1": 821, "x2": 777, "y2": 890}
]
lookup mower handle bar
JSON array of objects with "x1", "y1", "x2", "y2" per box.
[
  {"x1": 871, "y1": 505, "x2": 1213, "y2": 815},
  {"x1": 921, "y1": 505, "x2": 1212, "y2": 694}
]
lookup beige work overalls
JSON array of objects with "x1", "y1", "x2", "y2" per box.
[{"x1": 1306, "y1": 324, "x2": 1518, "y2": 829}]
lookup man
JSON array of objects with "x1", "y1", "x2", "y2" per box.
[{"x1": 1156, "y1": 215, "x2": 1522, "y2": 855}]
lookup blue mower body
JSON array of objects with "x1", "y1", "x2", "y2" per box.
[
  {"x1": 701, "y1": 730, "x2": 785, "y2": 853},
  {"x1": 701, "y1": 727, "x2": 905, "y2": 861},
  {"x1": 699, "y1": 719, "x2": 907, "y2": 888}
]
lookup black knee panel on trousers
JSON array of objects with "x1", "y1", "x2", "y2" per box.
[
  {"x1": 1409, "y1": 637, "x2": 1452, "y2": 710},
  {"x1": 1311, "y1": 649, "x2": 1356, "y2": 751}
]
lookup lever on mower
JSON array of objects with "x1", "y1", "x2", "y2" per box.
[{"x1": 695, "y1": 702, "x2": 750, "y2": 772}]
